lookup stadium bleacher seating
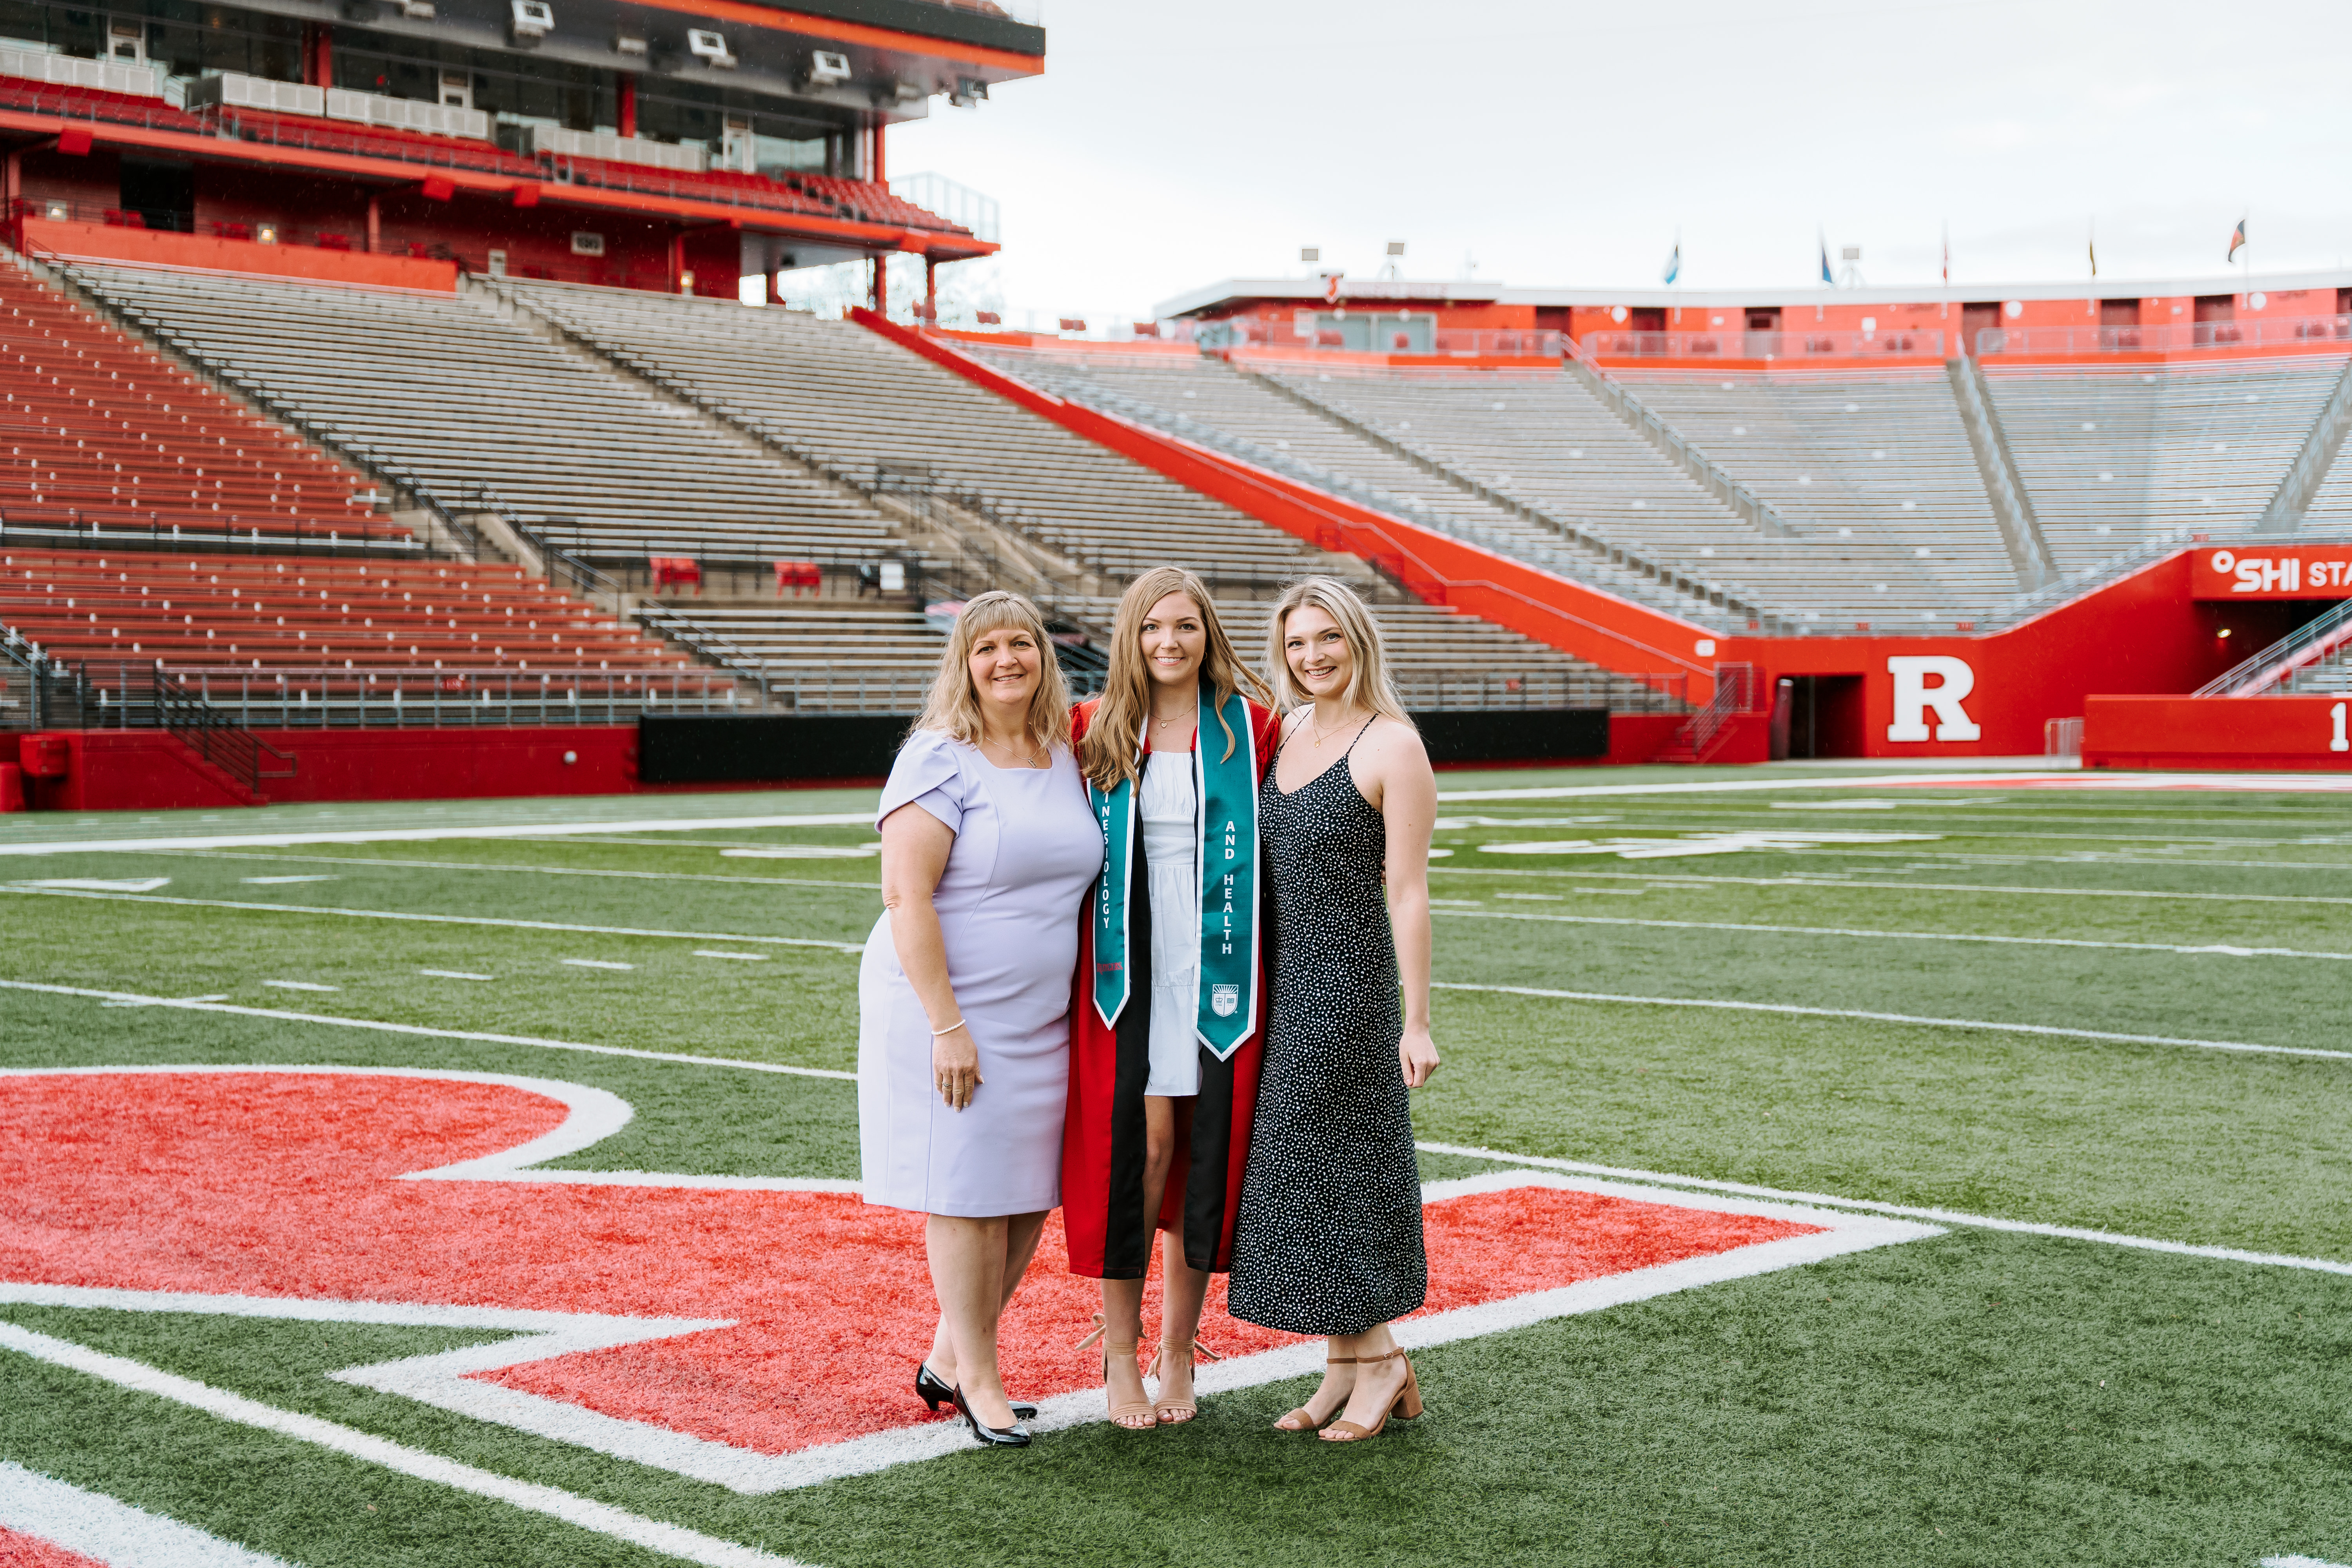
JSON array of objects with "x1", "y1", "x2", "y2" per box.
[
  {"x1": 962, "y1": 344, "x2": 1724, "y2": 623},
  {"x1": 0, "y1": 548, "x2": 678, "y2": 676},
  {"x1": 500, "y1": 279, "x2": 1381, "y2": 591},
  {"x1": 1983, "y1": 355, "x2": 2350, "y2": 567},
  {"x1": 1612, "y1": 367, "x2": 2021, "y2": 604},
  {"x1": 1260, "y1": 366, "x2": 1977, "y2": 628},
  {"x1": 62, "y1": 262, "x2": 904, "y2": 570},
  {"x1": 1, "y1": 255, "x2": 389, "y2": 545},
  {"x1": 0, "y1": 75, "x2": 207, "y2": 134}
]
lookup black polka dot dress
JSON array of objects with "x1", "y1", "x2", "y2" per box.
[{"x1": 1227, "y1": 722, "x2": 1427, "y2": 1337}]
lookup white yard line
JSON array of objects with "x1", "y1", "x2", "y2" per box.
[
  {"x1": 1439, "y1": 770, "x2": 2352, "y2": 802},
  {"x1": 0, "y1": 980, "x2": 857, "y2": 1082},
  {"x1": 418, "y1": 969, "x2": 496, "y2": 981},
  {"x1": 1432, "y1": 907, "x2": 2352, "y2": 961},
  {"x1": 2263, "y1": 1557, "x2": 2352, "y2": 1567},
  {"x1": 1432, "y1": 981, "x2": 2352, "y2": 1062},
  {"x1": 0, "y1": 812, "x2": 875, "y2": 859},
  {"x1": 0, "y1": 1460, "x2": 301, "y2": 1567},
  {"x1": 0, "y1": 1322, "x2": 812, "y2": 1568},
  {"x1": 561, "y1": 959, "x2": 635, "y2": 972},
  {"x1": 165, "y1": 849, "x2": 880, "y2": 893},
  {"x1": 261, "y1": 981, "x2": 341, "y2": 993},
  {"x1": 0, "y1": 885, "x2": 866, "y2": 954},
  {"x1": 1427, "y1": 864, "x2": 2352, "y2": 907},
  {"x1": 1414, "y1": 1141, "x2": 2352, "y2": 1277}
]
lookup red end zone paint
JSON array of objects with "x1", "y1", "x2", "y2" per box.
[
  {"x1": 0, "y1": 1526, "x2": 110, "y2": 1567},
  {"x1": 0, "y1": 1073, "x2": 1817, "y2": 1461}
]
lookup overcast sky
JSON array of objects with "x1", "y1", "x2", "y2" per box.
[{"x1": 886, "y1": 0, "x2": 2352, "y2": 328}]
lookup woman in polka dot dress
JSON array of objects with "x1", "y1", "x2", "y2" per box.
[{"x1": 1227, "y1": 577, "x2": 1441, "y2": 1444}]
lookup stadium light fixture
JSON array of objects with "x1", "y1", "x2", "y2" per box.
[
  {"x1": 1300, "y1": 246, "x2": 1319, "y2": 263},
  {"x1": 687, "y1": 29, "x2": 736, "y2": 67},
  {"x1": 809, "y1": 50, "x2": 852, "y2": 86},
  {"x1": 949, "y1": 75, "x2": 989, "y2": 106},
  {"x1": 397, "y1": 0, "x2": 435, "y2": 17},
  {"x1": 510, "y1": 0, "x2": 552, "y2": 44},
  {"x1": 613, "y1": 30, "x2": 647, "y2": 56}
]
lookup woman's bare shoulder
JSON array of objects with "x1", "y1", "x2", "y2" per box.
[{"x1": 1358, "y1": 715, "x2": 1430, "y2": 768}]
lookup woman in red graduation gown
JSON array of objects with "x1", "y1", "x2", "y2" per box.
[{"x1": 1065, "y1": 566, "x2": 1281, "y2": 1430}]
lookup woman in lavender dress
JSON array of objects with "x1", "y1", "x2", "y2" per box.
[{"x1": 859, "y1": 591, "x2": 1104, "y2": 1447}]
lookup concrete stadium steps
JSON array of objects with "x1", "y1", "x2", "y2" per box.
[
  {"x1": 1264, "y1": 367, "x2": 1989, "y2": 630},
  {"x1": 1610, "y1": 367, "x2": 2019, "y2": 603},
  {"x1": 0, "y1": 548, "x2": 678, "y2": 674},
  {"x1": 1, "y1": 256, "x2": 385, "y2": 543},
  {"x1": 497, "y1": 280, "x2": 1381, "y2": 594},
  {"x1": 58, "y1": 262, "x2": 902, "y2": 567},
  {"x1": 961, "y1": 345, "x2": 1709, "y2": 621},
  {"x1": 1983, "y1": 354, "x2": 2349, "y2": 567}
]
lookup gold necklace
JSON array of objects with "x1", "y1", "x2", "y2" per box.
[
  {"x1": 984, "y1": 731, "x2": 1045, "y2": 767},
  {"x1": 1308, "y1": 707, "x2": 1355, "y2": 747}
]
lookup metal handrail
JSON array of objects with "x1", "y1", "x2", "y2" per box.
[
  {"x1": 154, "y1": 668, "x2": 296, "y2": 795},
  {"x1": 2194, "y1": 599, "x2": 2352, "y2": 696}
]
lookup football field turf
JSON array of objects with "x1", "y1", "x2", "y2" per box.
[{"x1": 2, "y1": 763, "x2": 2348, "y2": 1568}]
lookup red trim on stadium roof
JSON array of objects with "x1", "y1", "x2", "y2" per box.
[
  {"x1": 0, "y1": 109, "x2": 996, "y2": 259},
  {"x1": 631, "y1": 0, "x2": 1044, "y2": 74}
]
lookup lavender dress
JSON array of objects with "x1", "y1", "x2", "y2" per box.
[{"x1": 858, "y1": 729, "x2": 1104, "y2": 1217}]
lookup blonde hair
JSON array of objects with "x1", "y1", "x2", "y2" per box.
[
  {"x1": 912, "y1": 590, "x2": 1073, "y2": 752},
  {"x1": 1078, "y1": 566, "x2": 1271, "y2": 791},
  {"x1": 1263, "y1": 577, "x2": 1410, "y2": 726}
]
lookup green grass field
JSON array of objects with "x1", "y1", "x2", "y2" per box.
[{"x1": 3, "y1": 763, "x2": 2349, "y2": 1568}]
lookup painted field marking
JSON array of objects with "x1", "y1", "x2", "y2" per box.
[
  {"x1": 1432, "y1": 907, "x2": 2352, "y2": 962},
  {"x1": 261, "y1": 981, "x2": 340, "y2": 994},
  {"x1": 1481, "y1": 831, "x2": 1941, "y2": 859},
  {"x1": 166, "y1": 850, "x2": 880, "y2": 894},
  {"x1": 418, "y1": 969, "x2": 496, "y2": 981},
  {"x1": 1413, "y1": 1141, "x2": 2352, "y2": 1278},
  {"x1": 719, "y1": 847, "x2": 877, "y2": 861},
  {"x1": 560, "y1": 959, "x2": 635, "y2": 972},
  {"x1": 0, "y1": 980, "x2": 858, "y2": 1082},
  {"x1": 0, "y1": 1460, "x2": 299, "y2": 1567},
  {"x1": 0, "y1": 813, "x2": 877, "y2": 860},
  {"x1": 1439, "y1": 770, "x2": 2352, "y2": 802},
  {"x1": 695, "y1": 951, "x2": 770, "y2": 962},
  {"x1": 2263, "y1": 1556, "x2": 2352, "y2": 1567},
  {"x1": 0, "y1": 1063, "x2": 1938, "y2": 1495},
  {"x1": 1428, "y1": 864, "x2": 2352, "y2": 907},
  {"x1": 0, "y1": 1323, "x2": 812, "y2": 1568},
  {"x1": 99, "y1": 993, "x2": 230, "y2": 1009},
  {"x1": 239, "y1": 875, "x2": 339, "y2": 886},
  {"x1": 18, "y1": 876, "x2": 172, "y2": 893},
  {"x1": 0, "y1": 884, "x2": 867, "y2": 955},
  {"x1": 1432, "y1": 982, "x2": 2352, "y2": 1063}
]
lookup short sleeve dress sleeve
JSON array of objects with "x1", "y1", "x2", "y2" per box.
[{"x1": 876, "y1": 728, "x2": 969, "y2": 836}]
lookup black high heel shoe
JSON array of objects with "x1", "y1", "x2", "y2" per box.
[
  {"x1": 950, "y1": 1383, "x2": 1033, "y2": 1448},
  {"x1": 917, "y1": 1363, "x2": 1037, "y2": 1420}
]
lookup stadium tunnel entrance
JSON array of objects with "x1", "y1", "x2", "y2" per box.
[{"x1": 1771, "y1": 675, "x2": 1866, "y2": 760}]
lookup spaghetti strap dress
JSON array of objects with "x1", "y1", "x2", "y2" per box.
[{"x1": 1226, "y1": 720, "x2": 1427, "y2": 1336}]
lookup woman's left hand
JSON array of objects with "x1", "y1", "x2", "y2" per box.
[{"x1": 1400, "y1": 1026, "x2": 1440, "y2": 1089}]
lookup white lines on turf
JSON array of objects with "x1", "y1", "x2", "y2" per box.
[
  {"x1": 0, "y1": 981, "x2": 858, "y2": 1081},
  {"x1": 17, "y1": 875, "x2": 173, "y2": 893},
  {"x1": 0, "y1": 884, "x2": 866, "y2": 954},
  {"x1": 0, "y1": 811, "x2": 876, "y2": 859},
  {"x1": 99, "y1": 993, "x2": 231, "y2": 1008},
  {"x1": 261, "y1": 980, "x2": 340, "y2": 993},
  {"x1": 1438, "y1": 771, "x2": 2085, "y2": 801},
  {"x1": 168, "y1": 849, "x2": 880, "y2": 893},
  {"x1": 0, "y1": 1460, "x2": 300, "y2": 1567},
  {"x1": 1480, "y1": 831, "x2": 1941, "y2": 859},
  {"x1": 418, "y1": 969, "x2": 496, "y2": 981},
  {"x1": 2263, "y1": 1557, "x2": 2352, "y2": 1567},
  {"x1": 1431, "y1": 982, "x2": 2352, "y2": 1063},
  {"x1": 1414, "y1": 1141, "x2": 2352, "y2": 1278},
  {"x1": 1428, "y1": 864, "x2": 2352, "y2": 907},
  {"x1": 240, "y1": 875, "x2": 339, "y2": 885},
  {"x1": 1432, "y1": 907, "x2": 2352, "y2": 961},
  {"x1": 720, "y1": 846, "x2": 877, "y2": 860},
  {"x1": 695, "y1": 951, "x2": 770, "y2": 962},
  {"x1": 561, "y1": 959, "x2": 635, "y2": 971},
  {"x1": 0, "y1": 1320, "x2": 811, "y2": 1568}
]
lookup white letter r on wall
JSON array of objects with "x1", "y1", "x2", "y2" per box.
[{"x1": 1886, "y1": 655, "x2": 1982, "y2": 742}]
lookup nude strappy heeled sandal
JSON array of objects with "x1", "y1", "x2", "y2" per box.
[
  {"x1": 1144, "y1": 1336, "x2": 1223, "y2": 1425},
  {"x1": 1319, "y1": 1347, "x2": 1423, "y2": 1443},
  {"x1": 1272, "y1": 1356, "x2": 1356, "y2": 1433},
  {"x1": 1075, "y1": 1312, "x2": 1157, "y2": 1430}
]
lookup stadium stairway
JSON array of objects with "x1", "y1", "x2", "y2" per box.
[{"x1": 1, "y1": 251, "x2": 391, "y2": 549}]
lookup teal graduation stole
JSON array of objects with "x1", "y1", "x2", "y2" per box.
[{"x1": 1090, "y1": 686, "x2": 1260, "y2": 1060}]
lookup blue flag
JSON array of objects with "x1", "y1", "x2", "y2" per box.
[
  {"x1": 1819, "y1": 236, "x2": 1833, "y2": 285},
  {"x1": 1662, "y1": 243, "x2": 1681, "y2": 286}
]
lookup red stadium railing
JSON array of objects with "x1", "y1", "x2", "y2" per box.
[
  {"x1": 1583, "y1": 327, "x2": 1947, "y2": 359},
  {"x1": 1978, "y1": 316, "x2": 2352, "y2": 356}
]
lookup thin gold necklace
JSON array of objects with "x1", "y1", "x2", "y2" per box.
[
  {"x1": 1308, "y1": 706, "x2": 1356, "y2": 747},
  {"x1": 984, "y1": 731, "x2": 1045, "y2": 767}
]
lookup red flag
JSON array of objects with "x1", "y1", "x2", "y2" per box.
[{"x1": 2227, "y1": 218, "x2": 2247, "y2": 262}]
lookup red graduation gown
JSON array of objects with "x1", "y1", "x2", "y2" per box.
[{"x1": 1061, "y1": 694, "x2": 1279, "y2": 1279}]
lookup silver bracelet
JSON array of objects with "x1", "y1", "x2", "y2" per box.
[{"x1": 931, "y1": 1019, "x2": 966, "y2": 1037}]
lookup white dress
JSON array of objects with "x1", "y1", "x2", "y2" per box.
[
  {"x1": 1140, "y1": 748, "x2": 1201, "y2": 1098},
  {"x1": 857, "y1": 730, "x2": 1104, "y2": 1218}
]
